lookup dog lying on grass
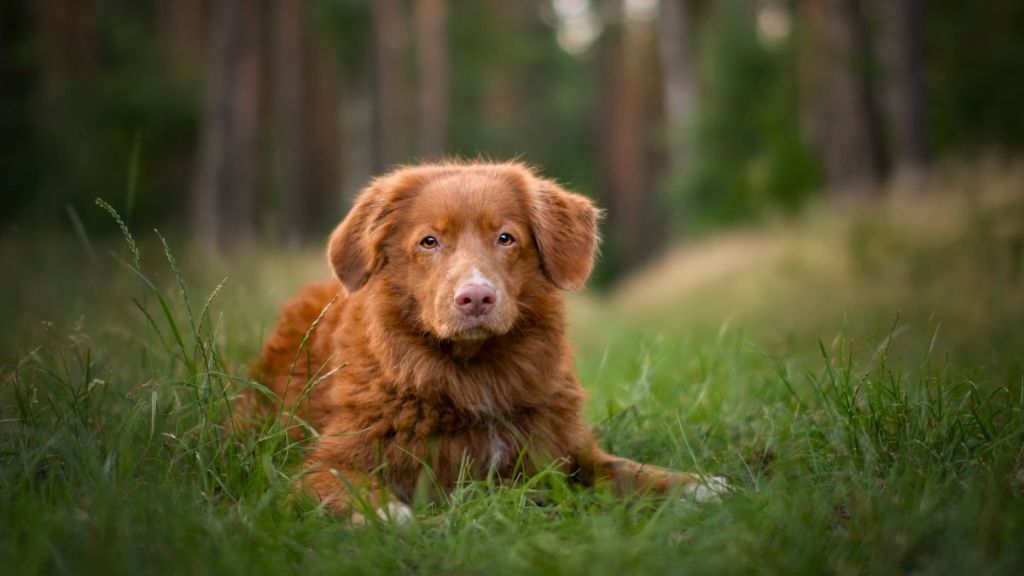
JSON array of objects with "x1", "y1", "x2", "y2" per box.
[{"x1": 242, "y1": 161, "x2": 727, "y2": 522}]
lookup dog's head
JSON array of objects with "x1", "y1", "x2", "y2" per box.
[{"x1": 327, "y1": 162, "x2": 600, "y2": 343}]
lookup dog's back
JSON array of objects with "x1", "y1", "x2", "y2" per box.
[{"x1": 240, "y1": 280, "x2": 342, "y2": 435}]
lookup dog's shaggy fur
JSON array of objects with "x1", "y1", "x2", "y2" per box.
[{"x1": 243, "y1": 162, "x2": 724, "y2": 520}]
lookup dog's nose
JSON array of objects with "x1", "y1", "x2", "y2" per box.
[{"x1": 454, "y1": 284, "x2": 496, "y2": 317}]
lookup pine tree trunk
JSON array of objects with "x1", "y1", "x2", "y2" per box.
[
  {"x1": 598, "y1": 2, "x2": 658, "y2": 275},
  {"x1": 798, "y1": 0, "x2": 888, "y2": 194},
  {"x1": 882, "y1": 0, "x2": 927, "y2": 177},
  {"x1": 657, "y1": 0, "x2": 698, "y2": 176},
  {"x1": 839, "y1": 0, "x2": 889, "y2": 183},
  {"x1": 304, "y1": 25, "x2": 343, "y2": 237},
  {"x1": 156, "y1": 0, "x2": 204, "y2": 80},
  {"x1": 193, "y1": 0, "x2": 264, "y2": 247},
  {"x1": 273, "y1": 0, "x2": 310, "y2": 245},
  {"x1": 415, "y1": 0, "x2": 449, "y2": 160},
  {"x1": 372, "y1": 0, "x2": 411, "y2": 170}
]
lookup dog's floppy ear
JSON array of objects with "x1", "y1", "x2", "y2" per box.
[
  {"x1": 530, "y1": 178, "x2": 602, "y2": 291},
  {"x1": 327, "y1": 184, "x2": 393, "y2": 293}
]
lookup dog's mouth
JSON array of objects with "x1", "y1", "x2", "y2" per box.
[
  {"x1": 452, "y1": 326, "x2": 491, "y2": 341},
  {"x1": 449, "y1": 317, "x2": 495, "y2": 341},
  {"x1": 445, "y1": 315, "x2": 511, "y2": 342}
]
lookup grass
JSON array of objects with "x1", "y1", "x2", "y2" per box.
[{"x1": 2, "y1": 162, "x2": 1024, "y2": 574}]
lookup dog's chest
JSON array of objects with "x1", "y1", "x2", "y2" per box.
[
  {"x1": 435, "y1": 418, "x2": 516, "y2": 473},
  {"x1": 483, "y1": 421, "x2": 511, "y2": 470},
  {"x1": 376, "y1": 392, "x2": 547, "y2": 486},
  {"x1": 409, "y1": 410, "x2": 520, "y2": 476}
]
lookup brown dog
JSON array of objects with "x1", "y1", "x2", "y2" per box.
[{"x1": 246, "y1": 162, "x2": 726, "y2": 522}]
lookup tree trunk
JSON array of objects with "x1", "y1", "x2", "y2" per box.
[
  {"x1": 341, "y1": 66, "x2": 375, "y2": 212},
  {"x1": 35, "y1": 0, "x2": 96, "y2": 82},
  {"x1": 304, "y1": 26, "x2": 343, "y2": 237},
  {"x1": 273, "y1": 0, "x2": 310, "y2": 245},
  {"x1": 192, "y1": 0, "x2": 264, "y2": 247},
  {"x1": 272, "y1": 1, "x2": 343, "y2": 244},
  {"x1": 656, "y1": 0, "x2": 698, "y2": 176},
  {"x1": 798, "y1": 0, "x2": 888, "y2": 194},
  {"x1": 156, "y1": 0, "x2": 205, "y2": 80},
  {"x1": 415, "y1": 0, "x2": 449, "y2": 160},
  {"x1": 881, "y1": 0, "x2": 927, "y2": 177},
  {"x1": 598, "y1": 1, "x2": 658, "y2": 275},
  {"x1": 372, "y1": 0, "x2": 412, "y2": 170},
  {"x1": 838, "y1": 0, "x2": 888, "y2": 183}
]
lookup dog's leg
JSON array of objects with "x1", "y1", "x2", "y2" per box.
[
  {"x1": 577, "y1": 446, "x2": 729, "y2": 502},
  {"x1": 299, "y1": 460, "x2": 412, "y2": 525}
]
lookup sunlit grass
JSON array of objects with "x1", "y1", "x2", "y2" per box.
[{"x1": 2, "y1": 163, "x2": 1023, "y2": 574}]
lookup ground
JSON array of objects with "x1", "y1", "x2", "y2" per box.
[{"x1": 2, "y1": 162, "x2": 1023, "y2": 575}]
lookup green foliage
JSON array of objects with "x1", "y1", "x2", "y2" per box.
[
  {"x1": 310, "y1": 0, "x2": 373, "y2": 80},
  {"x1": 26, "y1": 3, "x2": 199, "y2": 229},
  {"x1": 671, "y1": 0, "x2": 820, "y2": 230},
  {"x1": 0, "y1": 1, "x2": 38, "y2": 219},
  {"x1": 5, "y1": 0, "x2": 1024, "y2": 243},
  {"x1": 448, "y1": 0, "x2": 598, "y2": 196},
  {"x1": 927, "y1": 1, "x2": 1024, "y2": 154}
]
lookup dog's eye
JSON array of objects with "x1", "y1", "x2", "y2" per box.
[
  {"x1": 497, "y1": 232, "x2": 515, "y2": 246},
  {"x1": 419, "y1": 236, "x2": 439, "y2": 249}
]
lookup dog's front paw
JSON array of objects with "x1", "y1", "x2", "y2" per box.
[
  {"x1": 351, "y1": 501, "x2": 414, "y2": 526},
  {"x1": 685, "y1": 476, "x2": 731, "y2": 503}
]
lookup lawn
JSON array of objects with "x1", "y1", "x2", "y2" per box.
[{"x1": 2, "y1": 164, "x2": 1023, "y2": 575}]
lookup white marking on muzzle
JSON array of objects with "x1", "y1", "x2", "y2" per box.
[{"x1": 465, "y1": 268, "x2": 494, "y2": 288}]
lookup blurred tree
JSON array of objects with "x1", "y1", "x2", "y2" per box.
[
  {"x1": 274, "y1": 0, "x2": 311, "y2": 245},
  {"x1": 880, "y1": 0, "x2": 927, "y2": 177},
  {"x1": 838, "y1": 0, "x2": 888, "y2": 184},
  {"x1": 21, "y1": 0, "x2": 200, "y2": 229},
  {"x1": 372, "y1": 0, "x2": 413, "y2": 170},
  {"x1": 272, "y1": 0, "x2": 342, "y2": 245},
  {"x1": 925, "y1": 1, "x2": 1024, "y2": 155},
  {"x1": 0, "y1": 0, "x2": 40, "y2": 220},
  {"x1": 447, "y1": 0, "x2": 596, "y2": 192},
  {"x1": 798, "y1": 0, "x2": 887, "y2": 193},
  {"x1": 657, "y1": 0, "x2": 698, "y2": 178},
  {"x1": 312, "y1": 0, "x2": 375, "y2": 211},
  {"x1": 598, "y1": 0, "x2": 663, "y2": 275},
  {"x1": 155, "y1": 0, "x2": 204, "y2": 81},
  {"x1": 34, "y1": 0, "x2": 100, "y2": 219},
  {"x1": 189, "y1": 0, "x2": 342, "y2": 247},
  {"x1": 415, "y1": 0, "x2": 450, "y2": 160},
  {"x1": 192, "y1": 0, "x2": 264, "y2": 246},
  {"x1": 303, "y1": 32, "x2": 343, "y2": 236},
  {"x1": 6, "y1": 0, "x2": 1024, "y2": 266},
  {"x1": 678, "y1": 0, "x2": 818, "y2": 227},
  {"x1": 36, "y1": 0, "x2": 97, "y2": 77}
]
